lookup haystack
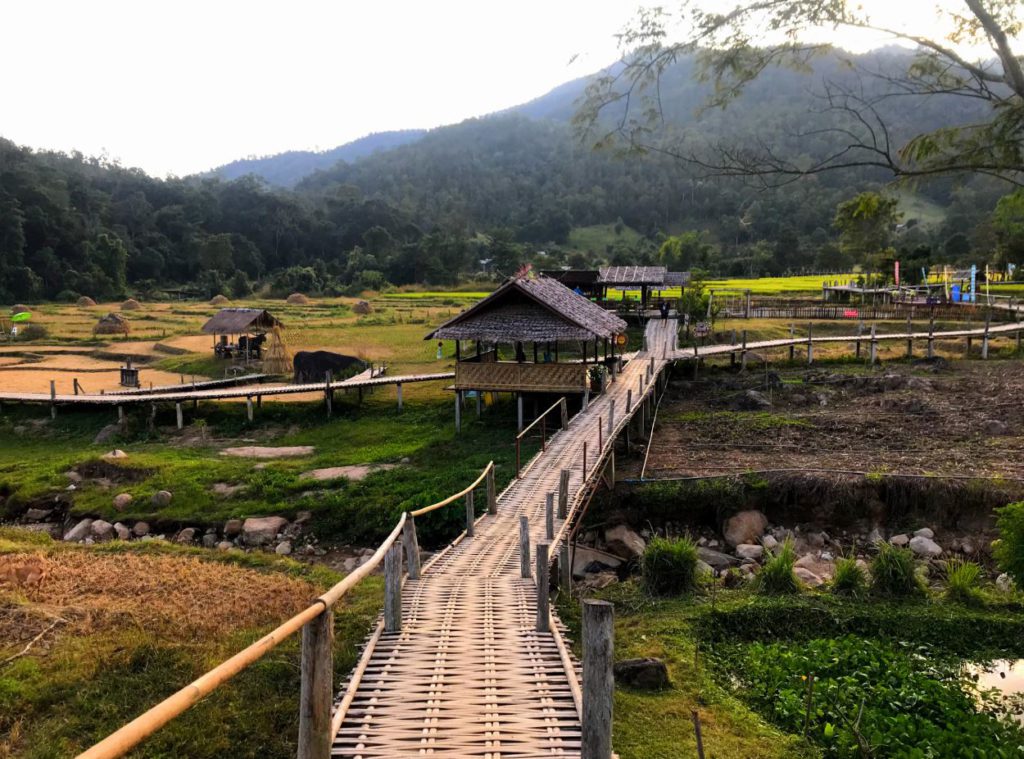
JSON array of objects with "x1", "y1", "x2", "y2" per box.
[
  {"x1": 261, "y1": 325, "x2": 292, "y2": 375},
  {"x1": 209, "y1": 294, "x2": 230, "y2": 305},
  {"x1": 11, "y1": 304, "x2": 29, "y2": 315},
  {"x1": 120, "y1": 298, "x2": 141, "y2": 311},
  {"x1": 353, "y1": 300, "x2": 373, "y2": 315},
  {"x1": 286, "y1": 292, "x2": 310, "y2": 305},
  {"x1": 77, "y1": 296, "x2": 98, "y2": 307},
  {"x1": 94, "y1": 312, "x2": 130, "y2": 336}
]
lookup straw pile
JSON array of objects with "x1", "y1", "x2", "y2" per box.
[
  {"x1": 77, "y1": 296, "x2": 98, "y2": 307},
  {"x1": 286, "y1": 293, "x2": 310, "y2": 305},
  {"x1": 261, "y1": 325, "x2": 292, "y2": 375},
  {"x1": 209, "y1": 294, "x2": 230, "y2": 305},
  {"x1": 120, "y1": 298, "x2": 141, "y2": 311},
  {"x1": 353, "y1": 300, "x2": 373, "y2": 315},
  {"x1": 94, "y1": 312, "x2": 130, "y2": 336},
  {"x1": 11, "y1": 304, "x2": 29, "y2": 315}
]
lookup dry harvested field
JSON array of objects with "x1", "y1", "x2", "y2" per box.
[{"x1": 646, "y1": 359, "x2": 1024, "y2": 480}]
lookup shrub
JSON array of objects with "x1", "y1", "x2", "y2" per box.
[
  {"x1": 945, "y1": 558, "x2": 983, "y2": 605},
  {"x1": 870, "y1": 543, "x2": 924, "y2": 597},
  {"x1": 18, "y1": 323, "x2": 48, "y2": 340},
  {"x1": 756, "y1": 538, "x2": 800, "y2": 595},
  {"x1": 831, "y1": 556, "x2": 867, "y2": 596},
  {"x1": 994, "y1": 501, "x2": 1024, "y2": 588},
  {"x1": 641, "y1": 535, "x2": 699, "y2": 595}
]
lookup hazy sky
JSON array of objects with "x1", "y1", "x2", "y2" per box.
[{"x1": 1, "y1": 0, "x2": 1006, "y2": 177}]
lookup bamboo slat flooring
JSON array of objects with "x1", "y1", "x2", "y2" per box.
[{"x1": 332, "y1": 318, "x2": 679, "y2": 758}]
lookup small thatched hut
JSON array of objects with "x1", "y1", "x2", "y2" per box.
[
  {"x1": 286, "y1": 292, "x2": 310, "y2": 305},
  {"x1": 94, "y1": 312, "x2": 130, "y2": 336},
  {"x1": 353, "y1": 300, "x2": 373, "y2": 315},
  {"x1": 210, "y1": 294, "x2": 230, "y2": 305},
  {"x1": 120, "y1": 298, "x2": 141, "y2": 311},
  {"x1": 11, "y1": 304, "x2": 30, "y2": 315},
  {"x1": 77, "y1": 296, "x2": 98, "y2": 307}
]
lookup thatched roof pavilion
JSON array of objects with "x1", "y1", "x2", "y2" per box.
[
  {"x1": 201, "y1": 308, "x2": 282, "y2": 360},
  {"x1": 427, "y1": 275, "x2": 627, "y2": 401}
]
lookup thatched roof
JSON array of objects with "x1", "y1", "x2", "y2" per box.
[
  {"x1": 94, "y1": 312, "x2": 129, "y2": 335},
  {"x1": 663, "y1": 271, "x2": 691, "y2": 287},
  {"x1": 426, "y1": 275, "x2": 626, "y2": 343},
  {"x1": 201, "y1": 308, "x2": 282, "y2": 335},
  {"x1": 598, "y1": 266, "x2": 667, "y2": 286}
]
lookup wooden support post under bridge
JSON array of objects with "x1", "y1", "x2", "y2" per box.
[
  {"x1": 520, "y1": 516, "x2": 531, "y2": 579},
  {"x1": 324, "y1": 371, "x2": 332, "y2": 417},
  {"x1": 582, "y1": 599, "x2": 614, "y2": 759},
  {"x1": 297, "y1": 608, "x2": 333, "y2": 759},
  {"x1": 535, "y1": 543, "x2": 550, "y2": 633}
]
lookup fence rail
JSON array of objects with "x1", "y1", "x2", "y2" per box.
[{"x1": 77, "y1": 461, "x2": 496, "y2": 759}]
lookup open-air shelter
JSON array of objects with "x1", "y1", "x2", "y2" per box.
[{"x1": 201, "y1": 308, "x2": 282, "y2": 361}]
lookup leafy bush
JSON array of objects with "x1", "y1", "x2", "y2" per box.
[
  {"x1": 870, "y1": 543, "x2": 924, "y2": 597},
  {"x1": 830, "y1": 556, "x2": 866, "y2": 596},
  {"x1": 756, "y1": 538, "x2": 800, "y2": 595},
  {"x1": 944, "y1": 558, "x2": 983, "y2": 605},
  {"x1": 732, "y1": 635, "x2": 1024, "y2": 757},
  {"x1": 994, "y1": 500, "x2": 1024, "y2": 588},
  {"x1": 641, "y1": 535, "x2": 700, "y2": 595}
]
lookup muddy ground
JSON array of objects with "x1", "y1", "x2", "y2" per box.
[{"x1": 641, "y1": 358, "x2": 1024, "y2": 481}]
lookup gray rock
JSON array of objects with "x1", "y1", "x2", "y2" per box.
[
  {"x1": 24, "y1": 508, "x2": 53, "y2": 521},
  {"x1": 742, "y1": 389, "x2": 772, "y2": 409},
  {"x1": 604, "y1": 525, "x2": 646, "y2": 560},
  {"x1": 806, "y1": 532, "x2": 826, "y2": 549},
  {"x1": 241, "y1": 516, "x2": 289, "y2": 546},
  {"x1": 65, "y1": 470, "x2": 83, "y2": 484},
  {"x1": 113, "y1": 493, "x2": 133, "y2": 511},
  {"x1": 735, "y1": 544, "x2": 764, "y2": 561},
  {"x1": 343, "y1": 557, "x2": 359, "y2": 572},
  {"x1": 151, "y1": 490, "x2": 173, "y2": 507},
  {"x1": 960, "y1": 540, "x2": 976, "y2": 555},
  {"x1": 909, "y1": 535, "x2": 942, "y2": 558},
  {"x1": 113, "y1": 522, "x2": 131, "y2": 540},
  {"x1": 913, "y1": 527, "x2": 934, "y2": 539},
  {"x1": 131, "y1": 521, "x2": 150, "y2": 537},
  {"x1": 696, "y1": 560, "x2": 715, "y2": 578},
  {"x1": 794, "y1": 567, "x2": 824, "y2": 587},
  {"x1": 996, "y1": 573, "x2": 1014, "y2": 592},
  {"x1": 275, "y1": 541, "x2": 293, "y2": 556},
  {"x1": 176, "y1": 527, "x2": 197, "y2": 544},
  {"x1": 867, "y1": 527, "x2": 884, "y2": 545},
  {"x1": 821, "y1": 551, "x2": 834, "y2": 562},
  {"x1": 201, "y1": 533, "x2": 217, "y2": 548},
  {"x1": 614, "y1": 658, "x2": 670, "y2": 690},
  {"x1": 216, "y1": 541, "x2": 234, "y2": 551},
  {"x1": 224, "y1": 518, "x2": 243, "y2": 538},
  {"x1": 698, "y1": 547, "x2": 740, "y2": 571},
  {"x1": 724, "y1": 510, "x2": 768, "y2": 547},
  {"x1": 582, "y1": 571, "x2": 618, "y2": 590},
  {"x1": 761, "y1": 534, "x2": 779, "y2": 552},
  {"x1": 890, "y1": 534, "x2": 910, "y2": 547},
  {"x1": 90, "y1": 519, "x2": 114, "y2": 542},
  {"x1": 93, "y1": 424, "x2": 121, "y2": 445}
]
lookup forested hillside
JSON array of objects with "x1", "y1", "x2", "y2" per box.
[{"x1": 1, "y1": 49, "x2": 1021, "y2": 303}]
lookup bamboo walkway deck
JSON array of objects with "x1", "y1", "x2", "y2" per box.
[{"x1": 331, "y1": 318, "x2": 678, "y2": 758}]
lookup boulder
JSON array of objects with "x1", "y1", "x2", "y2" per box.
[
  {"x1": 697, "y1": 547, "x2": 740, "y2": 572},
  {"x1": 152, "y1": 490, "x2": 173, "y2": 507},
  {"x1": 761, "y1": 534, "x2": 779, "y2": 552},
  {"x1": 604, "y1": 525, "x2": 646, "y2": 560},
  {"x1": 735, "y1": 544, "x2": 764, "y2": 561},
  {"x1": 65, "y1": 470, "x2": 83, "y2": 484},
  {"x1": 113, "y1": 493, "x2": 134, "y2": 511},
  {"x1": 93, "y1": 424, "x2": 121, "y2": 445},
  {"x1": 914, "y1": 527, "x2": 935, "y2": 539},
  {"x1": 343, "y1": 557, "x2": 359, "y2": 573},
  {"x1": 176, "y1": 527, "x2": 197, "y2": 544},
  {"x1": 996, "y1": 573, "x2": 1014, "y2": 593},
  {"x1": 740, "y1": 389, "x2": 772, "y2": 409},
  {"x1": 582, "y1": 571, "x2": 618, "y2": 590},
  {"x1": 132, "y1": 521, "x2": 150, "y2": 537},
  {"x1": 224, "y1": 518, "x2": 243, "y2": 538},
  {"x1": 113, "y1": 522, "x2": 131, "y2": 540},
  {"x1": 24, "y1": 508, "x2": 53, "y2": 521},
  {"x1": 794, "y1": 567, "x2": 824, "y2": 587},
  {"x1": 909, "y1": 535, "x2": 942, "y2": 558},
  {"x1": 216, "y1": 541, "x2": 234, "y2": 552},
  {"x1": 696, "y1": 560, "x2": 715, "y2": 578},
  {"x1": 867, "y1": 527, "x2": 884, "y2": 545},
  {"x1": 724, "y1": 510, "x2": 768, "y2": 547},
  {"x1": 614, "y1": 658, "x2": 670, "y2": 690},
  {"x1": 242, "y1": 516, "x2": 289, "y2": 546},
  {"x1": 275, "y1": 541, "x2": 293, "y2": 556},
  {"x1": 201, "y1": 533, "x2": 217, "y2": 549},
  {"x1": 90, "y1": 520, "x2": 115, "y2": 542},
  {"x1": 63, "y1": 518, "x2": 93, "y2": 542},
  {"x1": 102, "y1": 449, "x2": 128, "y2": 460},
  {"x1": 890, "y1": 533, "x2": 910, "y2": 547}
]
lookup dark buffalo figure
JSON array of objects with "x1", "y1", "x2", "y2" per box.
[{"x1": 293, "y1": 351, "x2": 367, "y2": 383}]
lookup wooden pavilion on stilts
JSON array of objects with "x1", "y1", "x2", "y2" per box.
[{"x1": 426, "y1": 272, "x2": 628, "y2": 432}]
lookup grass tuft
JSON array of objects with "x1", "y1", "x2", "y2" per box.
[
  {"x1": 831, "y1": 555, "x2": 867, "y2": 597},
  {"x1": 640, "y1": 535, "x2": 700, "y2": 596},
  {"x1": 755, "y1": 538, "x2": 800, "y2": 595},
  {"x1": 870, "y1": 543, "x2": 924, "y2": 597},
  {"x1": 944, "y1": 558, "x2": 983, "y2": 605}
]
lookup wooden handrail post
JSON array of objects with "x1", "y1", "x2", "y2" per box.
[
  {"x1": 856, "y1": 321, "x2": 863, "y2": 358},
  {"x1": 789, "y1": 324, "x2": 796, "y2": 361},
  {"x1": 648, "y1": 356, "x2": 654, "y2": 378},
  {"x1": 906, "y1": 316, "x2": 913, "y2": 358},
  {"x1": 983, "y1": 313, "x2": 991, "y2": 359},
  {"x1": 535, "y1": 542, "x2": 550, "y2": 633},
  {"x1": 870, "y1": 324, "x2": 878, "y2": 366},
  {"x1": 625, "y1": 387, "x2": 632, "y2": 412},
  {"x1": 515, "y1": 438, "x2": 521, "y2": 479},
  {"x1": 582, "y1": 441, "x2": 588, "y2": 480},
  {"x1": 402, "y1": 514, "x2": 420, "y2": 580},
  {"x1": 486, "y1": 466, "x2": 497, "y2": 515},
  {"x1": 806, "y1": 323, "x2": 814, "y2": 365},
  {"x1": 384, "y1": 544, "x2": 402, "y2": 633},
  {"x1": 545, "y1": 492, "x2": 555, "y2": 540},
  {"x1": 50, "y1": 380, "x2": 56, "y2": 419},
  {"x1": 396, "y1": 382, "x2": 403, "y2": 411},
  {"x1": 520, "y1": 516, "x2": 531, "y2": 578},
  {"x1": 928, "y1": 318, "x2": 935, "y2": 358},
  {"x1": 581, "y1": 599, "x2": 614, "y2": 759},
  {"x1": 298, "y1": 606, "x2": 333, "y2": 759},
  {"x1": 465, "y1": 490, "x2": 475, "y2": 537},
  {"x1": 541, "y1": 415, "x2": 546, "y2": 451},
  {"x1": 598, "y1": 417, "x2": 603, "y2": 451},
  {"x1": 324, "y1": 370, "x2": 332, "y2": 417},
  {"x1": 558, "y1": 469, "x2": 569, "y2": 519},
  {"x1": 176, "y1": 402, "x2": 183, "y2": 430},
  {"x1": 560, "y1": 397, "x2": 568, "y2": 430},
  {"x1": 607, "y1": 400, "x2": 615, "y2": 438},
  {"x1": 246, "y1": 396, "x2": 254, "y2": 423},
  {"x1": 559, "y1": 542, "x2": 572, "y2": 593}
]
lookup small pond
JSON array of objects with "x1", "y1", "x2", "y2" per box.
[{"x1": 966, "y1": 659, "x2": 1024, "y2": 725}]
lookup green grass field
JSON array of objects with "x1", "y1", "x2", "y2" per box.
[{"x1": 568, "y1": 223, "x2": 644, "y2": 253}]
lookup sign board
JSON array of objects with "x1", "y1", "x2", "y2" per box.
[
  {"x1": 843, "y1": 309, "x2": 859, "y2": 318},
  {"x1": 615, "y1": 333, "x2": 627, "y2": 347},
  {"x1": 694, "y1": 321, "x2": 710, "y2": 338}
]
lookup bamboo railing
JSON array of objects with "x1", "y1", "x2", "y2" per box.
[
  {"x1": 77, "y1": 461, "x2": 496, "y2": 759},
  {"x1": 515, "y1": 397, "x2": 569, "y2": 477}
]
